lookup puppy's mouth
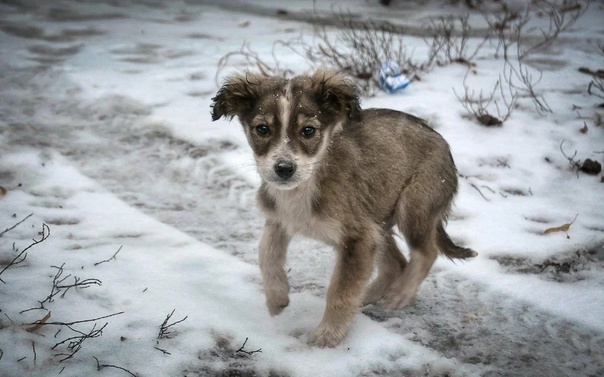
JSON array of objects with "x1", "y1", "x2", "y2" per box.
[{"x1": 266, "y1": 176, "x2": 303, "y2": 190}]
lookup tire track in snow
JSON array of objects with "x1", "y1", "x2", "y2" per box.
[{"x1": 2, "y1": 67, "x2": 603, "y2": 377}]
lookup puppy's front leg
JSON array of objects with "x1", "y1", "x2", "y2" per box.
[
  {"x1": 259, "y1": 220, "x2": 292, "y2": 316},
  {"x1": 308, "y1": 233, "x2": 377, "y2": 348}
]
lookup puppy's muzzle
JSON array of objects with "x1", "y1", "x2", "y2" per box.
[{"x1": 274, "y1": 161, "x2": 297, "y2": 179}]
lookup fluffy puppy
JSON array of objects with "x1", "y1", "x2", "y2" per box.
[{"x1": 211, "y1": 70, "x2": 476, "y2": 347}]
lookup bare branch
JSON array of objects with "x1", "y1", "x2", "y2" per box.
[
  {"x1": 505, "y1": 52, "x2": 552, "y2": 114},
  {"x1": 559, "y1": 140, "x2": 581, "y2": 176},
  {"x1": 482, "y1": 1, "x2": 589, "y2": 61},
  {"x1": 32, "y1": 341, "x2": 36, "y2": 365},
  {"x1": 0, "y1": 213, "x2": 33, "y2": 237},
  {"x1": 215, "y1": 42, "x2": 294, "y2": 86},
  {"x1": 26, "y1": 311, "x2": 51, "y2": 333},
  {"x1": 22, "y1": 263, "x2": 102, "y2": 311},
  {"x1": 157, "y1": 309, "x2": 188, "y2": 339},
  {"x1": 53, "y1": 322, "x2": 108, "y2": 362},
  {"x1": 93, "y1": 356, "x2": 138, "y2": 377},
  {"x1": 588, "y1": 78, "x2": 604, "y2": 99},
  {"x1": 303, "y1": 11, "x2": 423, "y2": 95},
  {"x1": 0, "y1": 223, "x2": 50, "y2": 283},
  {"x1": 482, "y1": 4, "x2": 529, "y2": 61},
  {"x1": 586, "y1": 45, "x2": 604, "y2": 99},
  {"x1": 94, "y1": 245, "x2": 123, "y2": 266},
  {"x1": 454, "y1": 68, "x2": 517, "y2": 126},
  {"x1": 154, "y1": 346, "x2": 171, "y2": 355},
  {"x1": 236, "y1": 337, "x2": 262, "y2": 356},
  {"x1": 25, "y1": 311, "x2": 124, "y2": 327},
  {"x1": 521, "y1": 0, "x2": 589, "y2": 59},
  {"x1": 425, "y1": 15, "x2": 488, "y2": 67}
]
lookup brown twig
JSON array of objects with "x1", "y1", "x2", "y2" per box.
[
  {"x1": 454, "y1": 68, "x2": 517, "y2": 126},
  {"x1": 425, "y1": 14, "x2": 488, "y2": 67},
  {"x1": 504, "y1": 44, "x2": 551, "y2": 115},
  {"x1": 482, "y1": 0, "x2": 589, "y2": 61},
  {"x1": 544, "y1": 214, "x2": 579, "y2": 238},
  {"x1": 521, "y1": 0, "x2": 589, "y2": 59}
]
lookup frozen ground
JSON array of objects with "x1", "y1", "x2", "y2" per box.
[{"x1": 0, "y1": 1, "x2": 603, "y2": 376}]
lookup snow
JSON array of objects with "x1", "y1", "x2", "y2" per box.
[{"x1": 1, "y1": 1, "x2": 603, "y2": 376}]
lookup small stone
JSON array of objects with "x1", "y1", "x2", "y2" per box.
[
  {"x1": 580, "y1": 159, "x2": 601, "y2": 175},
  {"x1": 476, "y1": 114, "x2": 502, "y2": 127}
]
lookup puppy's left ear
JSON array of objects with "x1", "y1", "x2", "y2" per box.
[
  {"x1": 211, "y1": 72, "x2": 263, "y2": 121},
  {"x1": 312, "y1": 70, "x2": 361, "y2": 122}
]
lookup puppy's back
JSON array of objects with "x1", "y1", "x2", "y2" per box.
[
  {"x1": 340, "y1": 108, "x2": 455, "y2": 171},
  {"x1": 316, "y1": 108, "x2": 458, "y2": 224}
]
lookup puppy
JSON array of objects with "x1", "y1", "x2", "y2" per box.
[{"x1": 211, "y1": 69, "x2": 476, "y2": 348}]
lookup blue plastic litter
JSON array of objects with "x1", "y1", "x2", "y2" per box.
[{"x1": 379, "y1": 61, "x2": 410, "y2": 93}]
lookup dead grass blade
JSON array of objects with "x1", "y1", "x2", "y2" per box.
[
  {"x1": 544, "y1": 214, "x2": 579, "y2": 236},
  {"x1": 26, "y1": 312, "x2": 51, "y2": 333}
]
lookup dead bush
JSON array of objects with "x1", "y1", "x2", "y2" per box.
[
  {"x1": 454, "y1": 65, "x2": 518, "y2": 126},
  {"x1": 303, "y1": 11, "x2": 424, "y2": 95},
  {"x1": 425, "y1": 14, "x2": 488, "y2": 67},
  {"x1": 482, "y1": 0, "x2": 589, "y2": 61}
]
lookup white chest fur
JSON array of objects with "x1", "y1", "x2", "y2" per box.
[{"x1": 267, "y1": 184, "x2": 342, "y2": 246}]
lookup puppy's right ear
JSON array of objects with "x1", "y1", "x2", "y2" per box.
[{"x1": 211, "y1": 73, "x2": 262, "y2": 121}]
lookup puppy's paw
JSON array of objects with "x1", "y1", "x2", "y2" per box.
[
  {"x1": 264, "y1": 279, "x2": 290, "y2": 316},
  {"x1": 266, "y1": 292, "x2": 289, "y2": 316},
  {"x1": 382, "y1": 287, "x2": 416, "y2": 310},
  {"x1": 307, "y1": 322, "x2": 346, "y2": 348}
]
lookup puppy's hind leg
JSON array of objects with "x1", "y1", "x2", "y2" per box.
[
  {"x1": 259, "y1": 220, "x2": 292, "y2": 316},
  {"x1": 362, "y1": 232, "x2": 407, "y2": 306},
  {"x1": 383, "y1": 230, "x2": 438, "y2": 310},
  {"x1": 383, "y1": 191, "x2": 442, "y2": 310}
]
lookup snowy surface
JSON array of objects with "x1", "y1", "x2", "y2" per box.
[{"x1": 1, "y1": 1, "x2": 603, "y2": 376}]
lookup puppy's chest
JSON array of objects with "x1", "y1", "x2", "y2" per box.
[{"x1": 265, "y1": 190, "x2": 342, "y2": 246}]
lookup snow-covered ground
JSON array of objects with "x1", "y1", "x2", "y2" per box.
[{"x1": 1, "y1": 1, "x2": 603, "y2": 376}]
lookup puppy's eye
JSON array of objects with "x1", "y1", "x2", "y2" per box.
[
  {"x1": 255, "y1": 124, "x2": 270, "y2": 136},
  {"x1": 301, "y1": 126, "x2": 316, "y2": 138}
]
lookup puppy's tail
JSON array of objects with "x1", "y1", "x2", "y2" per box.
[{"x1": 437, "y1": 222, "x2": 477, "y2": 260}]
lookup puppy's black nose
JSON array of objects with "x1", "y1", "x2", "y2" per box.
[{"x1": 274, "y1": 161, "x2": 296, "y2": 179}]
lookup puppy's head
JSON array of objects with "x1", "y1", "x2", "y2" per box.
[{"x1": 212, "y1": 69, "x2": 361, "y2": 190}]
